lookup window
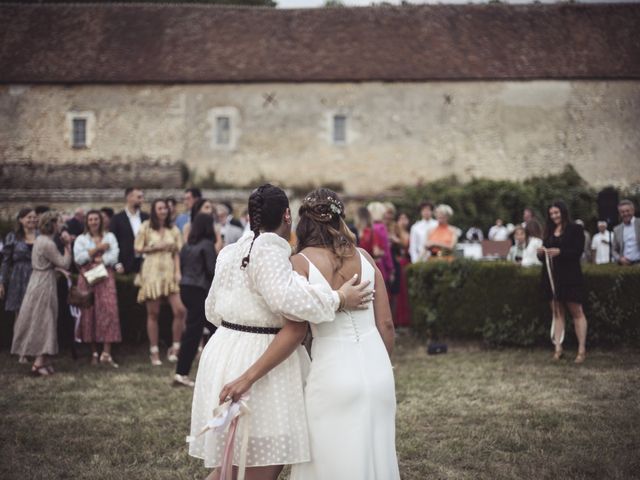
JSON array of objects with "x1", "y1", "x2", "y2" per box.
[
  {"x1": 216, "y1": 116, "x2": 231, "y2": 145},
  {"x1": 66, "y1": 111, "x2": 94, "y2": 149},
  {"x1": 208, "y1": 107, "x2": 240, "y2": 150},
  {"x1": 333, "y1": 114, "x2": 346, "y2": 144},
  {"x1": 72, "y1": 118, "x2": 87, "y2": 148}
]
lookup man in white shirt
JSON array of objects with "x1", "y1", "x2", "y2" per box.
[
  {"x1": 613, "y1": 199, "x2": 640, "y2": 266},
  {"x1": 488, "y1": 219, "x2": 510, "y2": 241},
  {"x1": 591, "y1": 221, "x2": 613, "y2": 264},
  {"x1": 409, "y1": 202, "x2": 438, "y2": 262},
  {"x1": 110, "y1": 187, "x2": 149, "y2": 273}
]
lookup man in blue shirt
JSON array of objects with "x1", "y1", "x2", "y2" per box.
[{"x1": 175, "y1": 188, "x2": 202, "y2": 232}]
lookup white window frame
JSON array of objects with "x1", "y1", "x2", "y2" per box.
[{"x1": 65, "y1": 111, "x2": 95, "y2": 149}]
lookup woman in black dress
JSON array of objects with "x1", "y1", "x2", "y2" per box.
[{"x1": 537, "y1": 201, "x2": 588, "y2": 363}]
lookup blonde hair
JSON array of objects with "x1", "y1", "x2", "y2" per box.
[
  {"x1": 434, "y1": 204, "x2": 454, "y2": 218},
  {"x1": 383, "y1": 202, "x2": 396, "y2": 215},
  {"x1": 38, "y1": 211, "x2": 61, "y2": 235},
  {"x1": 367, "y1": 202, "x2": 387, "y2": 222}
]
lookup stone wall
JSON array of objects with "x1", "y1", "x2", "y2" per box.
[{"x1": 1, "y1": 81, "x2": 639, "y2": 194}]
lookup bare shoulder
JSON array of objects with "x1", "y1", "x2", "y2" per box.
[
  {"x1": 290, "y1": 253, "x2": 309, "y2": 277},
  {"x1": 357, "y1": 247, "x2": 376, "y2": 267}
]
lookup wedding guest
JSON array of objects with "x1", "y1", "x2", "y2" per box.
[
  {"x1": 110, "y1": 187, "x2": 149, "y2": 274},
  {"x1": 465, "y1": 224, "x2": 484, "y2": 243},
  {"x1": 0, "y1": 208, "x2": 38, "y2": 317},
  {"x1": 355, "y1": 207, "x2": 374, "y2": 255},
  {"x1": 216, "y1": 203, "x2": 244, "y2": 246},
  {"x1": 488, "y1": 218, "x2": 509, "y2": 241},
  {"x1": 425, "y1": 204, "x2": 460, "y2": 261},
  {"x1": 390, "y1": 212, "x2": 411, "y2": 327},
  {"x1": 181, "y1": 198, "x2": 215, "y2": 243},
  {"x1": 100, "y1": 207, "x2": 114, "y2": 232},
  {"x1": 166, "y1": 196, "x2": 178, "y2": 224},
  {"x1": 409, "y1": 201, "x2": 437, "y2": 262},
  {"x1": 221, "y1": 200, "x2": 244, "y2": 229},
  {"x1": 54, "y1": 222, "x2": 76, "y2": 356},
  {"x1": 367, "y1": 202, "x2": 394, "y2": 286},
  {"x1": 537, "y1": 200, "x2": 588, "y2": 363},
  {"x1": 613, "y1": 199, "x2": 640, "y2": 266},
  {"x1": 591, "y1": 221, "x2": 613, "y2": 264},
  {"x1": 73, "y1": 210, "x2": 122, "y2": 368},
  {"x1": 11, "y1": 212, "x2": 72, "y2": 376},
  {"x1": 65, "y1": 208, "x2": 85, "y2": 241},
  {"x1": 383, "y1": 202, "x2": 396, "y2": 232},
  {"x1": 34, "y1": 205, "x2": 50, "y2": 219},
  {"x1": 521, "y1": 221, "x2": 543, "y2": 267},
  {"x1": 134, "y1": 199, "x2": 186, "y2": 366},
  {"x1": 522, "y1": 207, "x2": 535, "y2": 228},
  {"x1": 507, "y1": 226, "x2": 527, "y2": 264},
  {"x1": 384, "y1": 203, "x2": 401, "y2": 308},
  {"x1": 0, "y1": 208, "x2": 38, "y2": 351},
  {"x1": 173, "y1": 213, "x2": 217, "y2": 388},
  {"x1": 175, "y1": 188, "x2": 202, "y2": 232},
  {"x1": 575, "y1": 219, "x2": 592, "y2": 263}
]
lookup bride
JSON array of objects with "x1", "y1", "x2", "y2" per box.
[
  {"x1": 188, "y1": 184, "x2": 372, "y2": 480},
  {"x1": 289, "y1": 188, "x2": 400, "y2": 480}
]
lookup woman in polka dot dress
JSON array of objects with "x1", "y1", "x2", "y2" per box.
[{"x1": 188, "y1": 184, "x2": 372, "y2": 480}]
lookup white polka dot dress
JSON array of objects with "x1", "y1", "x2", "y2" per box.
[{"x1": 188, "y1": 232, "x2": 338, "y2": 468}]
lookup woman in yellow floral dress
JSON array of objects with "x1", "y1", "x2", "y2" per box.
[{"x1": 135, "y1": 199, "x2": 187, "y2": 366}]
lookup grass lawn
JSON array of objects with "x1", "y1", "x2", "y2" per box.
[{"x1": 1, "y1": 337, "x2": 639, "y2": 480}]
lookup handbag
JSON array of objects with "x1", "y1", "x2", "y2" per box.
[
  {"x1": 83, "y1": 263, "x2": 108, "y2": 285},
  {"x1": 68, "y1": 284, "x2": 94, "y2": 308}
]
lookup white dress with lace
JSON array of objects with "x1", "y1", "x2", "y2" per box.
[
  {"x1": 188, "y1": 231, "x2": 338, "y2": 468},
  {"x1": 290, "y1": 250, "x2": 401, "y2": 480}
]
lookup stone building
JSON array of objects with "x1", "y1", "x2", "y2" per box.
[{"x1": 1, "y1": 3, "x2": 639, "y2": 195}]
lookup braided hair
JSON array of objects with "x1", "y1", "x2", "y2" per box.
[
  {"x1": 241, "y1": 184, "x2": 290, "y2": 269},
  {"x1": 296, "y1": 188, "x2": 356, "y2": 271}
]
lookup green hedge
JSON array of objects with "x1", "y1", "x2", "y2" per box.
[{"x1": 407, "y1": 261, "x2": 640, "y2": 347}]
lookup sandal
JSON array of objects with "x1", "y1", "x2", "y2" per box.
[
  {"x1": 552, "y1": 349, "x2": 563, "y2": 361},
  {"x1": 575, "y1": 351, "x2": 586, "y2": 364},
  {"x1": 150, "y1": 346, "x2": 162, "y2": 366},
  {"x1": 91, "y1": 352, "x2": 100, "y2": 366},
  {"x1": 30, "y1": 364, "x2": 52, "y2": 377},
  {"x1": 99, "y1": 352, "x2": 119, "y2": 369},
  {"x1": 167, "y1": 343, "x2": 180, "y2": 363}
]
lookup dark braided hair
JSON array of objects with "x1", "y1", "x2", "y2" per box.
[{"x1": 241, "y1": 184, "x2": 290, "y2": 269}]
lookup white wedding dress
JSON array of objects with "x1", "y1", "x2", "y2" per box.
[{"x1": 290, "y1": 250, "x2": 401, "y2": 480}]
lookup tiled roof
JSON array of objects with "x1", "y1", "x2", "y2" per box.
[{"x1": 1, "y1": 3, "x2": 639, "y2": 83}]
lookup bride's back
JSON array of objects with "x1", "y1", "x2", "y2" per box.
[{"x1": 294, "y1": 245, "x2": 366, "y2": 290}]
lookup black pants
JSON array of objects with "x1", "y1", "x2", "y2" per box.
[{"x1": 177, "y1": 285, "x2": 214, "y2": 376}]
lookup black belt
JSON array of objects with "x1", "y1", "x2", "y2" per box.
[{"x1": 221, "y1": 320, "x2": 281, "y2": 335}]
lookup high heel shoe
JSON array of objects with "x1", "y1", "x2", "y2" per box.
[
  {"x1": 553, "y1": 349, "x2": 563, "y2": 361},
  {"x1": 150, "y1": 346, "x2": 162, "y2": 366},
  {"x1": 100, "y1": 352, "x2": 119, "y2": 368},
  {"x1": 575, "y1": 351, "x2": 586, "y2": 364}
]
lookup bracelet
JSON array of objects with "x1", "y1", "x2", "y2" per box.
[{"x1": 337, "y1": 290, "x2": 346, "y2": 311}]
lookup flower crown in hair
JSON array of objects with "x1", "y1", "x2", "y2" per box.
[{"x1": 302, "y1": 195, "x2": 345, "y2": 222}]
